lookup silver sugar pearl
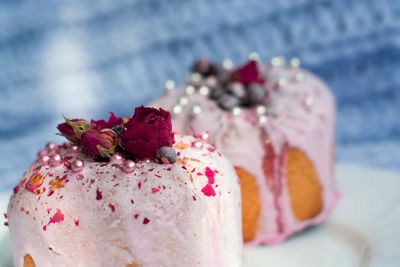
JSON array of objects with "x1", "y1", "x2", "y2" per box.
[
  {"x1": 305, "y1": 97, "x2": 314, "y2": 107},
  {"x1": 258, "y1": 115, "x2": 269, "y2": 125},
  {"x1": 189, "y1": 73, "x2": 202, "y2": 83},
  {"x1": 185, "y1": 85, "x2": 195, "y2": 95},
  {"x1": 256, "y1": 105, "x2": 267, "y2": 115},
  {"x1": 278, "y1": 78, "x2": 287, "y2": 88},
  {"x1": 232, "y1": 107, "x2": 242, "y2": 116},
  {"x1": 122, "y1": 160, "x2": 136, "y2": 173},
  {"x1": 49, "y1": 154, "x2": 62, "y2": 167},
  {"x1": 249, "y1": 52, "x2": 260, "y2": 61},
  {"x1": 165, "y1": 80, "x2": 175, "y2": 91},
  {"x1": 71, "y1": 159, "x2": 84, "y2": 172},
  {"x1": 270, "y1": 56, "x2": 286, "y2": 67},
  {"x1": 199, "y1": 86, "x2": 210, "y2": 96},
  {"x1": 222, "y1": 59, "x2": 234, "y2": 70},
  {"x1": 192, "y1": 105, "x2": 202, "y2": 114},
  {"x1": 172, "y1": 105, "x2": 183, "y2": 114},
  {"x1": 294, "y1": 72, "x2": 305, "y2": 82},
  {"x1": 179, "y1": 97, "x2": 189, "y2": 106},
  {"x1": 290, "y1": 57, "x2": 301, "y2": 68}
]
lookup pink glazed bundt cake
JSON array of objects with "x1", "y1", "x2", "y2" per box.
[
  {"x1": 6, "y1": 107, "x2": 242, "y2": 267},
  {"x1": 151, "y1": 56, "x2": 339, "y2": 245}
]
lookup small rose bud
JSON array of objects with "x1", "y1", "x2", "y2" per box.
[
  {"x1": 57, "y1": 116, "x2": 90, "y2": 143},
  {"x1": 156, "y1": 146, "x2": 177, "y2": 164},
  {"x1": 81, "y1": 130, "x2": 116, "y2": 158}
]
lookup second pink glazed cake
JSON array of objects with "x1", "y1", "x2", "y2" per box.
[{"x1": 151, "y1": 56, "x2": 340, "y2": 245}]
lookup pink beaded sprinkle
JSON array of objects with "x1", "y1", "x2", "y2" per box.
[
  {"x1": 37, "y1": 150, "x2": 47, "y2": 158},
  {"x1": 192, "y1": 141, "x2": 203, "y2": 149},
  {"x1": 49, "y1": 154, "x2": 62, "y2": 167},
  {"x1": 71, "y1": 160, "x2": 84, "y2": 173},
  {"x1": 39, "y1": 155, "x2": 50, "y2": 165},
  {"x1": 122, "y1": 160, "x2": 136, "y2": 173},
  {"x1": 199, "y1": 132, "x2": 209, "y2": 141},
  {"x1": 46, "y1": 142, "x2": 58, "y2": 152},
  {"x1": 69, "y1": 145, "x2": 79, "y2": 153},
  {"x1": 110, "y1": 153, "x2": 125, "y2": 164}
]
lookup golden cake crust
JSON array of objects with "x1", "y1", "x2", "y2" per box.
[
  {"x1": 286, "y1": 148, "x2": 323, "y2": 221},
  {"x1": 235, "y1": 167, "x2": 261, "y2": 242},
  {"x1": 23, "y1": 254, "x2": 35, "y2": 267}
]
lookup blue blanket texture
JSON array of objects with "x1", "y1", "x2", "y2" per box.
[{"x1": 1, "y1": 0, "x2": 399, "y2": 190}]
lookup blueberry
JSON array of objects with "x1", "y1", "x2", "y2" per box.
[
  {"x1": 217, "y1": 94, "x2": 240, "y2": 110},
  {"x1": 215, "y1": 66, "x2": 231, "y2": 85},
  {"x1": 245, "y1": 83, "x2": 267, "y2": 106},
  {"x1": 227, "y1": 82, "x2": 246, "y2": 99},
  {"x1": 192, "y1": 58, "x2": 212, "y2": 76},
  {"x1": 209, "y1": 87, "x2": 225, "y2": 100},
  {"x1": 156, "y1": 146, "x2": 177, "y2": 164}
]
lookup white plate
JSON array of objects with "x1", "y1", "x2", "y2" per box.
[{"x1": 1, "y1": 163, "x2": 399, "y2": 267}]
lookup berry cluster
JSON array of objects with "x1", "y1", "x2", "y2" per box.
[{"x1": 191, "y1": 58, "x2": 268, "y2": 111}]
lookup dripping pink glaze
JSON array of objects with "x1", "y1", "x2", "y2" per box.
[
  {"x1": 150, "y1": 65, "x2": 340, "y2": 246},
  {"x1": 7, "y1": 135, "x2": 242, "y2": 267}
]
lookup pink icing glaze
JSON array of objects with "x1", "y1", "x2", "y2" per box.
[
  {"x1": 7, "y1": 135, "x2": 242, "y2": 267},
  {"x1": 150, "y1": 62, "x2": 340, "y2": 246}
]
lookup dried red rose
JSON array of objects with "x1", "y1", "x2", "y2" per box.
[
  {"x1": 230, "y1": 60, "x2": 265, "y2": 86},
  {"x1": 81, "y1": 130, "x2": 116, "y2": 157},
  {"x1": 91, "y1": 112, "x2": 123, "y2": 130},
  {"x1": 121, "y1": 106, "x2": 175, "y2": 160},
  {"x1": 57, "y1": 117, "x2": 90, "y2": 143}
]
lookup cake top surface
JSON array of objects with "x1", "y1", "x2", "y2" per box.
[
  {"x1": 8, "y1": 105, "x2": 237, "y2": 206},
  {"x1": 6, "y1": 123, "x2": 242, "y2": 266},
  {"x1": 6, "y1": 107, "x2": 239, "y2": 234},
  {"x1": 152, "y1": 57, "x2": 335, "y2": 153},
  {"x1": 159, "y1": 57, "x2": 334, "y2": 127}
]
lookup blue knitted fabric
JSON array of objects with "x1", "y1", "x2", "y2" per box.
[{"x1": 1, "y1": 0, "x2": 399, "y2": 190}]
